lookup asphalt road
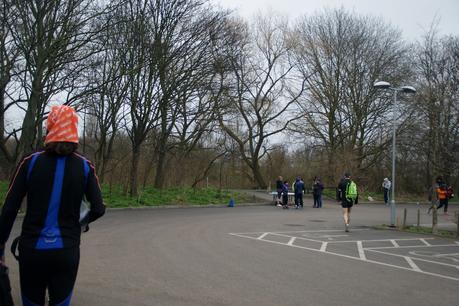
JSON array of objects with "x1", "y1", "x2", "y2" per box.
[{"x1": 5, "y1": 199, "x2": 459, "y2": 306}]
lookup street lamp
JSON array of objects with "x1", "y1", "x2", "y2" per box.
[{"x1": 374, "y1": 81, "x2": 416, "y2": 227}]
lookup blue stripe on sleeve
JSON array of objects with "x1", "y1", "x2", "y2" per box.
[{"x1": 83, "y1": 159, "x2": 89, "y2": 188}]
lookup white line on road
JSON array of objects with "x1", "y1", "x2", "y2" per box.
[
  {"x1": 317, "y1": 237, "x2": 434, "y2": 244},
  {"x1": 404, "y1": 256, "x2": 422, "y2": 272},
  {"x1": 229, "y1": 229, "x2": 370, "y2": 235},
  {"x1": 366, "y1": 249, "x2": 459, "y2": 268},
  {"x1": 249, "y1": 232, "x2": 436, "y2": 245},
  {"x1": 229, "y1": 233, "x2": 459, "y2": 282},
  {"x1": 390, "y1": 240, "x2": 399, "y2": 247},
  {"x1": 320, "y1": 242, "x2": 328, "y2": 252},
  {"x1": 287, "y1": 237, "x2": 296, "y2": 246},
  {"x1": 357, "y1": 241, "x2": 366, "y2": 260},
  {"x1": 365, "y1": 243, "x2": 459, "y2": 250},
  {"x1": 420, "y1": 239, "x2": 431, "y2": 246},
  {"x1": 271, "y1": 232, "x2": 324, "y2": 243},
  {"x1": 258, "y1": 233, "x2": 269, "y2": 240},
  {"x1": 305, "y1": 234, "x2": 348, "y2": 240}
]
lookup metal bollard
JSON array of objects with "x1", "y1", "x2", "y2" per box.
[
  {"x1": 456, "y1": 213, "x2": 459, "y2": 238},
  {"x1": 402, "y1": 208, "x2": 407, "y2": 229},
  {"x1": 416, "y1": 202, "x2": 420, "y2": 228},
  {"x1": 432, "y1": 207, "x2": 438, "y2": 234}
]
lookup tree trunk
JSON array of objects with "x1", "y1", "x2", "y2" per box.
[
  {"x1": 142, "y1": 152, "x2": 156, "y2": 188},
  {"x1": 153, "y1": 144, "x2": 167, "y2": 189},
  {"x1": 327, "y1": 148, "x2": 337, "y2": 184},
  {"x1": 153, "y1": 102, "x2": 169, "y2": 189},
  {"x1": 252, "y1": 160, "x2": 267, "y2": 189},
  {"x1": 17, "y1": 97, "x2": 38, "y2": 161},
  {"x1": 130, "y1": 146, "x2": 141, "y2": 197},
  {"x1": 0, "y1": 94, "x2": 5, "y2": 145},
  {"x1": 0, "y1": 93, "x2": 13, "y2": 166},
  {"x1": 17, "y1": 69, "x2": 46, "y2": 161}
]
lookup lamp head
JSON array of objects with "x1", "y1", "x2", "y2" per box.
[
  {"x1": 373, "y1": 81, "x2": 391, "y2": 89},
  {"x1": 400, "y1": 86, "x2": 416, "y2": 94}
]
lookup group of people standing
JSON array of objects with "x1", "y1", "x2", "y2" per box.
[
  {"x1": 275, "y1": 176, "x2": 324, "y2": 209},
  {"x1": 274, "y1": 172, "x2": 360, "y2": 233}
]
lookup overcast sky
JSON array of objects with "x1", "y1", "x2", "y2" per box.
[{"x1": 212, "y1": 0, "x2": 459, "y2": 40}]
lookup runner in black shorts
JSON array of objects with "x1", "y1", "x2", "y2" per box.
[{"x1": 337, "y1": 173, "x2": 357, "y2": 232}]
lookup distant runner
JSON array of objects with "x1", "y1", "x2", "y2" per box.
[{"x1": 337, "y1": 172, "x2": 358, "y2": 232}]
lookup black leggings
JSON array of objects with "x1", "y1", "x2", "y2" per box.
[
  {"x1": 19, "y1": 246, "x2": 80, "y2": 306},
  {"x1": 437, "y1": 199, "x2": 449, "y2": 212}
]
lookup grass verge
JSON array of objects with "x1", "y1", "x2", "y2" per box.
[
  {"x1": 0, "y1": 181, "x2": 263, "y2": 208},
  {"x1": 102, "y1": 185, "x2": 262, "y2": 208}
]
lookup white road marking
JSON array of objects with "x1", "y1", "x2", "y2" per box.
[
  {"x1": 229, "y1": 229, "x2": 370, "y2": 235},
  {"x1": 408, "y1": 251, "x2": 459, "y2": 263},
  {"x1": 357, "y1": 241, "x2": 366, "y2": 260},
  {"x1": 365, "y1": 243, "x2": 459, "y2": 250},
  {"x1": 404, "y1": 256, "x2": 422, "y2": 272},
  {"x1": 287, "y1": 237, "x2": 296, "y2": 246},
  {"x1": 249, "y1": 231, "x2": 435, "y2": 245},
  {"x1": 366, "y1": 249, "x2": 459, "y2": 268},
  {"x1": 257, "y1": 233, "x2": 269, "y2": 240},
  {"x1": 272, "y1": 232, "x2": 323, "y2": 243},
  {"x1": 229, "y1": 232, "x2": 459, "y2": 282},
  {"x1": 320, "y1": 242, "x2": 328, "y2": 252},
  {"x1": 420, "y1": 238, "x2": 431, "y2": 246},
  {"x1": 302, "y1": 234, "x2": 349, "y2": 240},
  {"x1": 321, "y1": 237, "x2": 434, "y2": 244}
]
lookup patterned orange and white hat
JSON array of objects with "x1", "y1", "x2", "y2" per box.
[{"x1": 45, "y1": 105, "x2": 79, "y2": 144}]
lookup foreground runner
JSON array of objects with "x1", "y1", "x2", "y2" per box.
[{"x1": 0, "y1": 105, "x2": 105, "y2": 306}]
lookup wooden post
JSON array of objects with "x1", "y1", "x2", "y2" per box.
[
  {"x1": 417, "y1": 207, "x2": 420, "y2": 228},
  {"x1": 402, "y1": 208, "x2": 407, "y2": 229},
  {"x1": 433, "y1": 208, "x2": 438, "y2": 233},
  {"x1": 456, "y1": 213, "x2": 459, "y2": 238}
]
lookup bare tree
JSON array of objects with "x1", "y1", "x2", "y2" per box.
[
  {"x1": 217, "y1": 14, "x2": 305, "y2": 189},
  {"x1": 291, "y1": 8, "x2": 409, "y2": 181},
  {"x1": 84, "y1": 5, "x2": 131, "y2": 183},
  {"x1": 146, "y1": 0, "x2": 227, "y2": 189},
  {"x1": 6, "y1": 0, "x2": 111, "y2": 163},
  {"x1": 0, "y1": 0, "x2": 21, "y2": 172},
  {"x1": 409, "y1": 29, "x2": 459, "y2": 186},
  {"x1": 117, "y1": 0, "x2": 161, "y2": 197}
]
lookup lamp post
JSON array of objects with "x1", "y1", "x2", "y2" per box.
[{"x1": 374, "y1": 81, "x2": 416, "y2": 227}]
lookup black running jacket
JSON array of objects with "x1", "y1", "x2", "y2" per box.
[{"x1": 0, "y1": 151, "x2": 105, "y2": 250}]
